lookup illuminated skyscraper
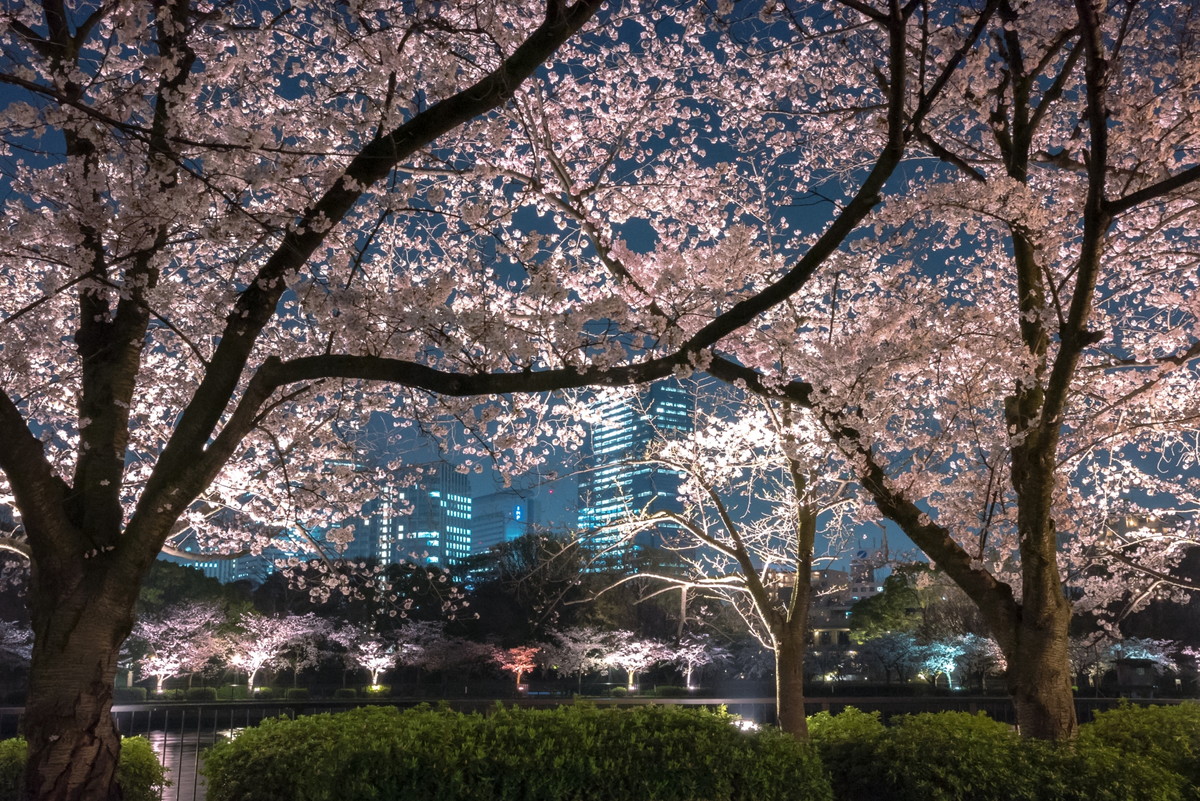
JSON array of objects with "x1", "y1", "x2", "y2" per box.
[
  {"x1": 576, "y1": 379, "x2": 694, "y2": 568},
  {"x1": 369, "y1": 463, "x2": 473, "y2": 572}
]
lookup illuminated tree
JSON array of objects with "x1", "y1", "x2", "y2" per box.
[
  {"x1": 600, "y1": 630, "x2": 667, "y2": 691},
  {"x1": 590, "y1": 392, "x2": 858, "y2": 736},
  {"x1": 330, "y1": 626, "x2": 407, "y2": 687},
  {"x1": 695, "y1": 1, "x2": 1200, "y2": 739},
  {"x1": 667, "y1": 634, "x2": 728, "y2": 690},
  {"x1": 223, "y1": 612, "x2": 326, "y2": 693},
  {"x1": 855, "y1": 631, "x2": 922, "y2": 685},
  {"x1": 129, "y1": 601, "x2": 224, "y2": 695},
  {"x1": 541, "y1": 625, "x2": 607, "y2": 693},
  {"x1": 491, "y1": 645, "x2": 540, "y2": 691},
  {"x1": 0, "y1": 619, "x2": 32, "y2": 666}
]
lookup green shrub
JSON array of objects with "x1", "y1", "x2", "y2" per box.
[
  {"x1": 203, "y1": 703, "x2": 832, "y2": 801},
  {"x1": 809, "y1": 707, "x2": 1193, "y2": 801},
  {"x1": 113, "y1": 687, "x2": 147, "y2": 703},
  {"x1": 1025, "y1": 738, "x2": 1188, "y2": 801},
  {"x1": 156, "y1": 689, "x2": 186, "y2": 701},
  {"x1": 807, "y1": 707, "x2": 886, "y2": 801},
  {"x1": 253, "y1": 687, "x2": 274, "y2": 699},
  {"x1": 653, "y1": 685, "x2": 689, "y2": 697},
  {"x1": 186, "y1": 686, "x2": 219, "y2": 701},
  {"x1": 1078, "y1": 702, "x2": 1200, "y2": 792},
  {"x1": 117, "y1": 737, "x2": 172, "y2": 801},
  {"x1": 0, "y1": 739, "x2": 23, "y2": 800},
  {"x1": 0, "y1": 736, "x2": 169, "y2": 801},
  {"x1": 332, "y1": 687, "x2": 356, "y2": 699},
  {"x1": 609, "y1": 685, "x2": 628, "y2": 697},
  {"x1": 363, "y1": 684, "x2": 390, "y2": 697},
  {"x1": 870, "y1": 711, "x2": 1033, "y2": 801},
  {"x1": 217, "y1": 685, "x2": 249, "y2": 700},
  {"x1": 285, "y1": 688, "x2": 311, "y2": 700}
]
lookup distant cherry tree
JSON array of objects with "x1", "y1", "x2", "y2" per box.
[
  {"x1": 666, "y1": 634, "x2": 729, "y2": 690},
  {"x1": 130, "y1": 602, "x2": 224, "y2": 695},
  {"x1": 491, "y1": 645, "x2": 541, "y2": 691},
  {"x1": 541, "y1": 626, "x2": 608, "y2": 693},
  {"x1": 224, "y1": 613, "x2": 327, "y2": 693},
  {"x1": 600, "y1": 630, "x2": 667, "y2": 691},
  {"x1": 330, "y1": 626, "x2": 403, "y2": 687}
]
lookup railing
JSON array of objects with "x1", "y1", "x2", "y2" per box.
[{"x1": 0, "y1": 695, "x2": 1185, "y2": 801}]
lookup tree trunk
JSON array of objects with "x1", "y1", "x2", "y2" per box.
[
  {"x1": 774, "y1": 628, "x2": 808, "y2": 738},
  {"x1": 24, "y1": 568, "x2": 138, "y2": 801},
  {"x1": 1008, "y1": 571, "x2": 1076, "y2": 739}
]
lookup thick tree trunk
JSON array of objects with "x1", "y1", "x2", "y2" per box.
[
  {"x1": 24, "y1": 568, "x2": 138, "y2": 801},
  {"x1": 1008, "y1": 564, "x2": 1077, "y2": 739},
  {"x1": 774, "y1": 628, "x2": 808, "y2": 738}
]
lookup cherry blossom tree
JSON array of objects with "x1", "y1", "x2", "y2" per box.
[
  {"x1": 855, "y1": 631, "x2": 922, "y2": 685},
  {"x1": 223, "y1": 612, "x2": 326, "y2": 693},
  {"x1": 953, "y1": 633, "x2": 1007, "y2": 693},
  {"x1": 666, "y1": 633, "x2": 729, "y2": 690},
  {"x1": 1071, "y1": 633, "x2": 1177, "y2": 691},
  {"x1": 600, "y1": 629, "x2": 667, "y2": 690},
  {"x1": 330, "y1": 625, "x2": 405, "y2": 687},
  {"x1": 588, "y1": 392, "x2": 858, "y2": 736},
  {"x1": 692, "y1": 0, "x2": 1200, "y2": 739},
  {"x1": 129, "y1": 602, "x2": 224, "y2": 695},
  {"x1": 541, "y1": 625, "x2": 607, "y2": 693},
  {"x1": 491, "y1": 645, "x2": 540, "y2": 691},
  {"x1": 0, "y1": 619, "x2": 32, "y2": 667}
]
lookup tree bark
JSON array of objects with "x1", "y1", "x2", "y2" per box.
[
  {"x1": 24, "y1": 563, "x2": 138, "y2": 801},
  {"x1": 773, "y1": 627, "x2": 808, "y2": 738}
]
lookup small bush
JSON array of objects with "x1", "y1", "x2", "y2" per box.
[
  {"x1": 217, "y1": 685, "x2": 249, "y2": 700},
  {"x1": 653, "y1": 685, "x2": 689, "y2": 697},
  {"x1": 609, "y1": 685, "x2": 628, "y2": 697},
  {"x1": 1026, "y1": 738, "x2": 1187, "y2": 801},
  {"x1": 186, "y1": 687, "x2": 218, "y2": 702},
  {"x1": 203, "y1": 703, "x2": 832, "y2": 801},
  {"x1": 1078, "y1": 702, "x2": 1200, "y2": 791},
  {"x1": 156, "y1": 689, "x2": 186, "y2": 701},
  {"x1": 0, "y1": 736, "x2": 169, "y2": 801},
  {"x1": 0, "y1": 739, "x2": 22, "y2": 800},
  {"x1": 252, "y1": 687, "x2": 274, "y2": 699},
  {"x1": 808, "y1": 707, "x2": 1193, "y2": 801},
  {"x1": 284, "y1": 688, "x2": 311, "y2": 700},
  {"x1": 117, "y1": 737, "x2": 172, "y2": 801},
  {"x1": 363, "y1": 684, "x2": 390, "y2": 697},
  {"x1": 807, "y1": 707, "x2": 886, "y2": 801},
  {"x1": 332, "y1": 687, "x2": 356, "y2": 699},
  {"x1": 871, "y1": 711, "x2": 1031, "y2": 801},
  {"x1": 113, "y1": 687, "x2": 147, "y2": 704}
]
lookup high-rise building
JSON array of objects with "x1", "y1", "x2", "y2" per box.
[
  {"x1": 371, "y1": 463, "x2": 474, "y2": 572},
  {"x1": 472, "y1": 492, "x2": 536, "y2": 554},
  {"x1": 577, "y1": 379, "x2": 694, "y2": 568}
]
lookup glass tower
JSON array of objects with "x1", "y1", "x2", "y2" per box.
[{"x1": 577, "y1": 379, "x2": 694, "y2": 569}]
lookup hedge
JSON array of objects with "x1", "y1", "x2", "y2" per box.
[
  {"x1": 809, "y1": 707, "x2": 1192, "y2": 801},
  {"x1": 1077, "y1": 701, "x2": 1200, "y2": 796},
  {"x1": 0, "y1": 736, "x2": 168, "y2": 801},
  {"x1": 203, "y1": 703, "x2": 831, "y2": 801}
]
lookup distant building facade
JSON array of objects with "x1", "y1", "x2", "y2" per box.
[
  {"x1": 576, "y1": 379, "x2": 694, "y2": 569},
  {"x1": 472, "y1": 492, "x2": 535, "y2": 554},
  {"x1": 370, "y1": 463, "x2": 473, "y2": 572}
]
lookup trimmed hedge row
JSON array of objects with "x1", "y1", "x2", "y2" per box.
[
  {"x1": 202, "y1": 703, "x2": 832, "y2": 801},
  {"x1": 809, "y1": 704, "x2": 1199, "y2": 801},
  {"x1": 0, "y1": 736, "x2": 168, "y2": 801}
]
